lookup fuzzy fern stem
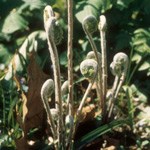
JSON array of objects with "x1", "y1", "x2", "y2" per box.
[
  {"x1": 82, "y1": 15, "x2": 103, "y2": 108},
  {"x1": 67, "y1": 0, "x2": 74, "y2": 117},
  {"x1": 43, "y1": 5, "x2": 64, "y2": 148},
  {"x1": 66, "y1": 0, "x2": 74, "y2": 148},
  {"x1": 99, "y1": 15, "x2": 107, "y2": 118}
]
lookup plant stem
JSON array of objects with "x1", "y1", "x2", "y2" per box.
[
  {"x1": 83, "y1": 24, "x2": 103, "y2": 109},
  {"x1": 66, "y1": 122, "x2": 74, "y2": 149},
  {"x1": 108, "y1": 74, "x2": 126, "y2": 119},
  {"x1": 74, "y1": 77, "x2": 96, "y2": 137},
  {"x1": 41, "y1": 97, "x2": 58, "y2": 149},
  {"x1": 44, "y1": 6, "x2": 64, "y2": 148},
  {"x1": 67, "y1": 0, "x2": 74, "y2": 117},
  {"x1": 46, "y1": 34, "x2": 62, "y2": 109},
  {"x1": 107, "y1": 76, "x2": 119, "y2": 118},
  {"x1": 67, "y1": 0, "x2": 74, "y2": 148},
  {"x1": 99, "y1": 15, "x2": 107, "y2": 118},
  {"x1": 114, "y1": 75, "x2": 125, "y2": 99},
  {"x1": 46, "y1": 32, "x2": 63, "y2": 148},
  {"x1": 77, "y1": 82, "x2": 93, "y2": 115},
  {"x1": 101, "y1": 29, "x2": 107, "y2": 96}
]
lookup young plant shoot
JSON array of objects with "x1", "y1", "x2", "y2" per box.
[{"x1": 41, "y1": 3, "x2": 129, "y2": 149}]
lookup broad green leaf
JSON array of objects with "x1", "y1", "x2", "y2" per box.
[
  {"x1": 4, "y1": 30, "x2": 47, "y2": 81},
  {"x1": 0, "y1": 44, "x2": 12, "y2": 64},
  {"x1": 21, "y1": 0, "x2": 55, "y2": 10},
  {"x1": 0, "y1": 33, "x2": 11, "y2": 41},
  {"x1": 74, "y1": 119, "x2": 129, "y2": 149},
  {"x1": 129, "y1": 84, "x2": 148, "y2": 103},
  {"x1": 134, "y1": 44, "x2": 150, "y2": 53},
  {"x1": 2, "y1": 10, "x2": 28, "y2": 34},
  {"x1": 75, "y1": 0, "x2": 115, "y2": 23},
  {"x1": 134, "y1": 28, "x2": 150, "y2": 37},
  {"x1": 18, "y1": 0, "x2": 52, "y2": 14},
  {"x1": 133, "y1": 39, "x2": 147, "y2": 46},
  {"x1": 22, "y1": 0, "x2": 43, "y2": 10},
  {"x1": 131, "y1": 53, "x2": 142, "y2": 63},
  {"x1": 138, "y1": 61, "x2": 150, "y2": 71},
  {"x1": 116, "y1": 0, "x2": 135, "y2": 9},
  {"x1": 132, "y1": 28, "x2": 150, "y2": 53}
]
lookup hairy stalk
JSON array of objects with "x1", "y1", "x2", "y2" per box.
[
  {"x1": 114, "y1": 75, "x2": 125, "y2": 99},
  {"x1": 67, "y1": 0, "x2": 74, "y2": 117},
  {"x1": 65, "y1": 115, "x2": 74, "y2": 149},
  {"x1": 74, "y1": 77, "x2": 96, "y2": 137},
  {"x1": 44, "y1": 6, "x2": 63, "y2": 148},
  {"x1": 77, "y1": 81, "x2": 95, "y2": 118},
  {"x1": 114, "y1": 53, "x2": 129, "y2": 100},
  {"x1": 41, "y1": 79, "x2": 58, "y2": 149},
  {"x1": 99, "y1": 15, "x2": 107, "y2": 117},
  {"x1": 73, "y1": 58, "x2": 98, "y2": 139},
  {"x1": 108, "y1": 52, "x2": 129, "y2": 118},
  {"x1": 95, "y1": 81, "x2": 101, "y2": 102},
  {"x1": 42, "y1": 97, "x2": 58, "y2": 149},
  {"x1": 67, "y1": 0, "x2": 74, "y2": 148},
  {"x1": 108, "y1": 75, "x2": 126, "y2": 118},
  {"x1": 82, "y1": 17, "x2": 103, "y2": 108},
  {"x1": 66, "y1": 125, "x2": 74, "y2": 149},
  {"x1": 107, "y1": 76, "x2": 119, "y2": 104},
  {"x1": 107, "y1": 76, "x2": 119, "y2": 118}
]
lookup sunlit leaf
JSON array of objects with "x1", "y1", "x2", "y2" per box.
[
  {"x1": 134, "y1": 28, "x2": 150, "y2": 37},
  {"x1": 2, "y1": 10, "x2": 28, "y2": 34},
  {"x1": 138, "y1": 61, "x2": 150, "y2": 71},
  {"x1": 116, "y1": 0, "x2": 134, "y2": 9},
  {"x1": 129, "y1": 84, "x2": 148, "y2": 103},
  {"x1": 21, "y1": 0, "x2": 56, "y2": 10},
  {"x1": 132, "y1": 28, "x2": 150, "y2": 53},
  {"x1": 75, "y1": 0, "x2": 115, "y2": 23},
  {"x1": 4, "y1": 31, "x2": 47, "y2": 81},
  {"x1": 131, "y1": 53, "x2": 142, "y2": 63}
]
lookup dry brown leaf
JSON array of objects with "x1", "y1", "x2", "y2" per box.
[
  {"x1": 15, "y1": 52, "x2": 50, "y2": 149},
  {"x1": 15, "y1": 137, "x2": 29, "y2": 150},
  {"x1": 24, "y1": 52, "x2": 50, "y2": 133}
]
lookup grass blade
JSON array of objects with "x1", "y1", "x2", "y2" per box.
[{"x1": 74, "y1": 119, "x2": 129, "y2": 149}]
